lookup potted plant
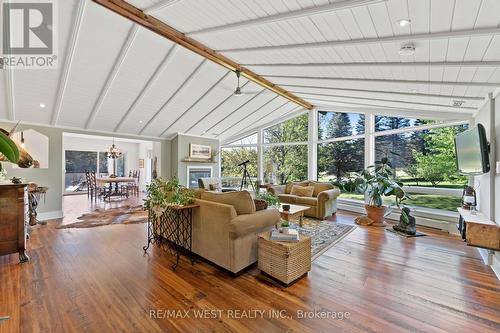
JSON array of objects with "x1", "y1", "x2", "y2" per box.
[
  {"x1": 144, "y1": 177, "x2": 195, "y2": 216},
  {"x1": 280, "y1": 220, "x2": 290, "y2": 233},
  {"x1": 0, "y1": 130, "x2": 20, "y2": 181},
  {"x1": 255, "y1": 191, "x2": 280, "y2": 208},
  {"x1": 356, "y1": 151, "x2": 409, "y2": 227}
]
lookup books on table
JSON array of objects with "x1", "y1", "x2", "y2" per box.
[{"x1": 270, "y1": 229, "x2": 299, "y2": 242}]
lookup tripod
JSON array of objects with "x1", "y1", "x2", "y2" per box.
[{"x1": 239, "y1": 162, "x2": 255, "y2": 192}]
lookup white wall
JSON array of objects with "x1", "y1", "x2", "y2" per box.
[
  {"x1": 473, "y1": 92, "x2": 500, "y2": 279},
  {"x1": 473, "y1": 99, "x2": 494, "y2": 217}
]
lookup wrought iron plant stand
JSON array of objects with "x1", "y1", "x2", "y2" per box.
[{"x1": 143, "y1": 204, "x2": 199, "y2": 270}]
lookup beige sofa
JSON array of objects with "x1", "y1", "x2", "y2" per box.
[
  {"x1": 267, "y1": 181, "x2": 341, "y2": 220},
  {"x1": 191, "y1": 190, "x2": 280, "y2": 273}
]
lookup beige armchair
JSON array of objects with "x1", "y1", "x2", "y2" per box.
[
  {"x1": 267, "y1": 181, "x2": 341, "y2": 220},
  {"x1": 191, "y1": 191, "x2": 280, "y2": 273}
]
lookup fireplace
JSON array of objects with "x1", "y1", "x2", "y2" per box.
[{"x1": 187, "y1": 166, "x2": 212, "y2": 189}]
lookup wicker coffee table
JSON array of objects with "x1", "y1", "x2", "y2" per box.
[
  {"x1": 279, "y1": 204, "x2": 309, "y2": 227},
  {"x1": 258, "y1": 231, "x2": 311, "y2": 286}
]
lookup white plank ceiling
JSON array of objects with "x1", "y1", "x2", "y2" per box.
[{"x1": 2, "y1": 0, "x2": 500, "y2": 141}]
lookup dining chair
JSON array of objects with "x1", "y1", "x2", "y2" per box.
[
  {"x1": 123, "y1": 170, "x2": 140, "y2": 197},
  {"x1": 84, "y1": 170, "x2": 92, "y2": 199},
  {"x1": 90, "y1": 171, "x2": 104, "y2": 201}
]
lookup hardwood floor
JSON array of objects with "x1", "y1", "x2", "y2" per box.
[{"x1": 1, "y1": 195, "x2": 499, "y2": 332}]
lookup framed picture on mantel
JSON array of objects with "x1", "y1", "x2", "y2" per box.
[{"x1": 189, "y1": 144, "x2": 212, "y2": 160}]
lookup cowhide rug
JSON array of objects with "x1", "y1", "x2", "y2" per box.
[{"x1": 57, "y1": 205, "x2": 148, "y2": 229}]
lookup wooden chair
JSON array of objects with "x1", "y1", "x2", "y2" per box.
[
  {"x1": 89, "y1": 171, "x2": 104, "y2": 201},
  {"x1": 123, "y1": 170, "x2": 140, "y2": 196},
  {"x1": 85, "y1": 170, "x2": 92, "y2": 199}
]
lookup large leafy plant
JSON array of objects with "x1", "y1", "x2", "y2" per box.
[
  {"x1": 143, "y1": 177, "x2": 195, "y2": 212},
  {"x1": 356, "y1": 151, "x2": 409, "y2": 209},
  {"x1": 0, "y1": 131, "x2": 20, "y2": 172}
]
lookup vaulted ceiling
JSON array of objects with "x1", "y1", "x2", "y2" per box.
[{"x1": 1, "y1": 0, "x2": 499, "y2": 142}]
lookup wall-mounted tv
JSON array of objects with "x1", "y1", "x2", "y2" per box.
[{"x1": 454, "y1": 124, "x2": 490, "y2": 175}]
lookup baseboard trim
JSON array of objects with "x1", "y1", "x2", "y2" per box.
[
  {"x1": 491, "y1": 253, "x2": 500, "y2": 280},
  {"x1": 37, "y1": 210, "x2": 64, "y2": 221}
]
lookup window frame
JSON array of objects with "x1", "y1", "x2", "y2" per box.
[{"x1": 221, "y1": 109, "x2": 471, "y2": 215}]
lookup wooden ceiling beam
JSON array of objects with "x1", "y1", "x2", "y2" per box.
[{"x1": 91, "y1": 0, "x2": 313, "y2": 110}]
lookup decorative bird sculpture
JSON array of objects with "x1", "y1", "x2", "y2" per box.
[{"x1": 0, "y1": 124, "x2": 33, "y2": 168}]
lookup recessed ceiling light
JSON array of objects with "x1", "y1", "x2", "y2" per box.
[
  {"x1": 139, "y1": 120, "x2": 143, "y2": 124},
  {"x1": 39, "y1": 103, "x2": 46, "y2": 108},
  {"x1": 398, "y1": 19, "x2": 411, "y2": 27},
  {"x1": 410, "y1": 89, "x2": 418, "y2": 94},
  {"x1": 399, "y1": 42, "x2": 416, "y2": 56}
]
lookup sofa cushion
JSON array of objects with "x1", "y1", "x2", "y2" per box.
[
  {"x1": 290, "y1": 185, "x2": 314, "y2": 197},
  {"x1": 277, "y1": 194, "x2": 297, "y2": 204},
  {"x1": 285, "y1": 181, "x2": 310, "y2": 194},
  {"x1": 295, "y1": 196, "x2": 318, "y2": 206},
  {"x1": 228, "y1": 209, "x2": 280, "y2": 238},
  {"x1": 310, "y1": 181, "x2": 334, "y2": 197},
  {"x1": 201, "y1": 190, "x2": 256, "y2": 215}
]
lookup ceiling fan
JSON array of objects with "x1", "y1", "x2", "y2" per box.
[{"x1": 219, "y1": 70, "x2": 261, "y2": 96}]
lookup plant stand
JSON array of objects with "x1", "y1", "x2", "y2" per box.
[{"x1": 143, "y1": 204, "x2": 199, "y2": 270}]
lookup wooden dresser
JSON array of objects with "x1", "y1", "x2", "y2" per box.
[{"x1": 0, "y1": 183, "x2": 29, "y2": 263}]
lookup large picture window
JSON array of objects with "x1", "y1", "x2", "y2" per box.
[
  {"x1": 262, "y1": 114, "x2": 308, "y2": 184},
  {"x1": 375, "y1": 124, "x2": 468, "y2": 211},
  {"x1": 221, "y1": 147, "x2": 258, "y2": 189},
  {"x1": 264, "y1": 114, "x2": 308, "y2": 143},
  {"x1": 317, "y1": 139, "x2": 365, "y2": 200},
  {"x1": 375, "y1": 115, "x2": 434, "y2": 132},
  {"x1": 263, "y1": 145, "x2": 308, "y2": 184},
  {"x1": 65, "y1": 150, "x2": 126, "y2": 194},
  {"x1": 222, "y1": 110, "x2": 469, "y2": 215},
  {"x1": 318, "y1": 111, "x2": 364, "y2": 140}
]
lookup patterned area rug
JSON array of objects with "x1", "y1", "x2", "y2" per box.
[
  {"x1": 289, "y1": 217, "x2": 356, "y2": 260},
  {"x1": 57, "y1": 205, "x2": 148, "y2": 229}
]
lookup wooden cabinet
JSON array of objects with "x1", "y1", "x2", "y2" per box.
[
  {"x1": 458, "y1": 208, "x2": 500, "y2": 251},
  {"x1": 0, "y1": 183, "x2": 29, "y2": 263}
]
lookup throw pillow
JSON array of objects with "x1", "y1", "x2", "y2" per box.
[{"x1": 290, "y1": 185, "x2": 314, "y2": 197}]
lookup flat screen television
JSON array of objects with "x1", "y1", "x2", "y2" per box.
[{"x1": 454, "y1": 124, "x2": 490, "y2": 175}]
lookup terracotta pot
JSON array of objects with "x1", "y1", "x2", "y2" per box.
[{"x1": 365, "y1": 205, "x2": 387, "y2": 227}]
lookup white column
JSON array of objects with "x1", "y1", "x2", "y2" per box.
[
  {"x1": 257, "y1": 128, "x2": 263, "y2": 182},
  {"x1": 364, "y1": 112, "x2": 375, "y2": 204},
  {"x1": 308, "y1": 109, "x2": 318, "y2": 180},
  {"x1": 365, "y1": 112, "x2": 375, "y2": 168}
]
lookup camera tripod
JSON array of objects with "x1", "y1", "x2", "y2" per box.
[{"x1": 239, "y1": 161, "x2": 255, "y2": 192}]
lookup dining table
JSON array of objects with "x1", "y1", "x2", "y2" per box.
[{"x1": 96, "y1": 177, "x2": 136, "y2": 201}]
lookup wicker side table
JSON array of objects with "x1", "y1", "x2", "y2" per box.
[{"x1": 258, "y1": 231, "x2": 311, "y2": 286}]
